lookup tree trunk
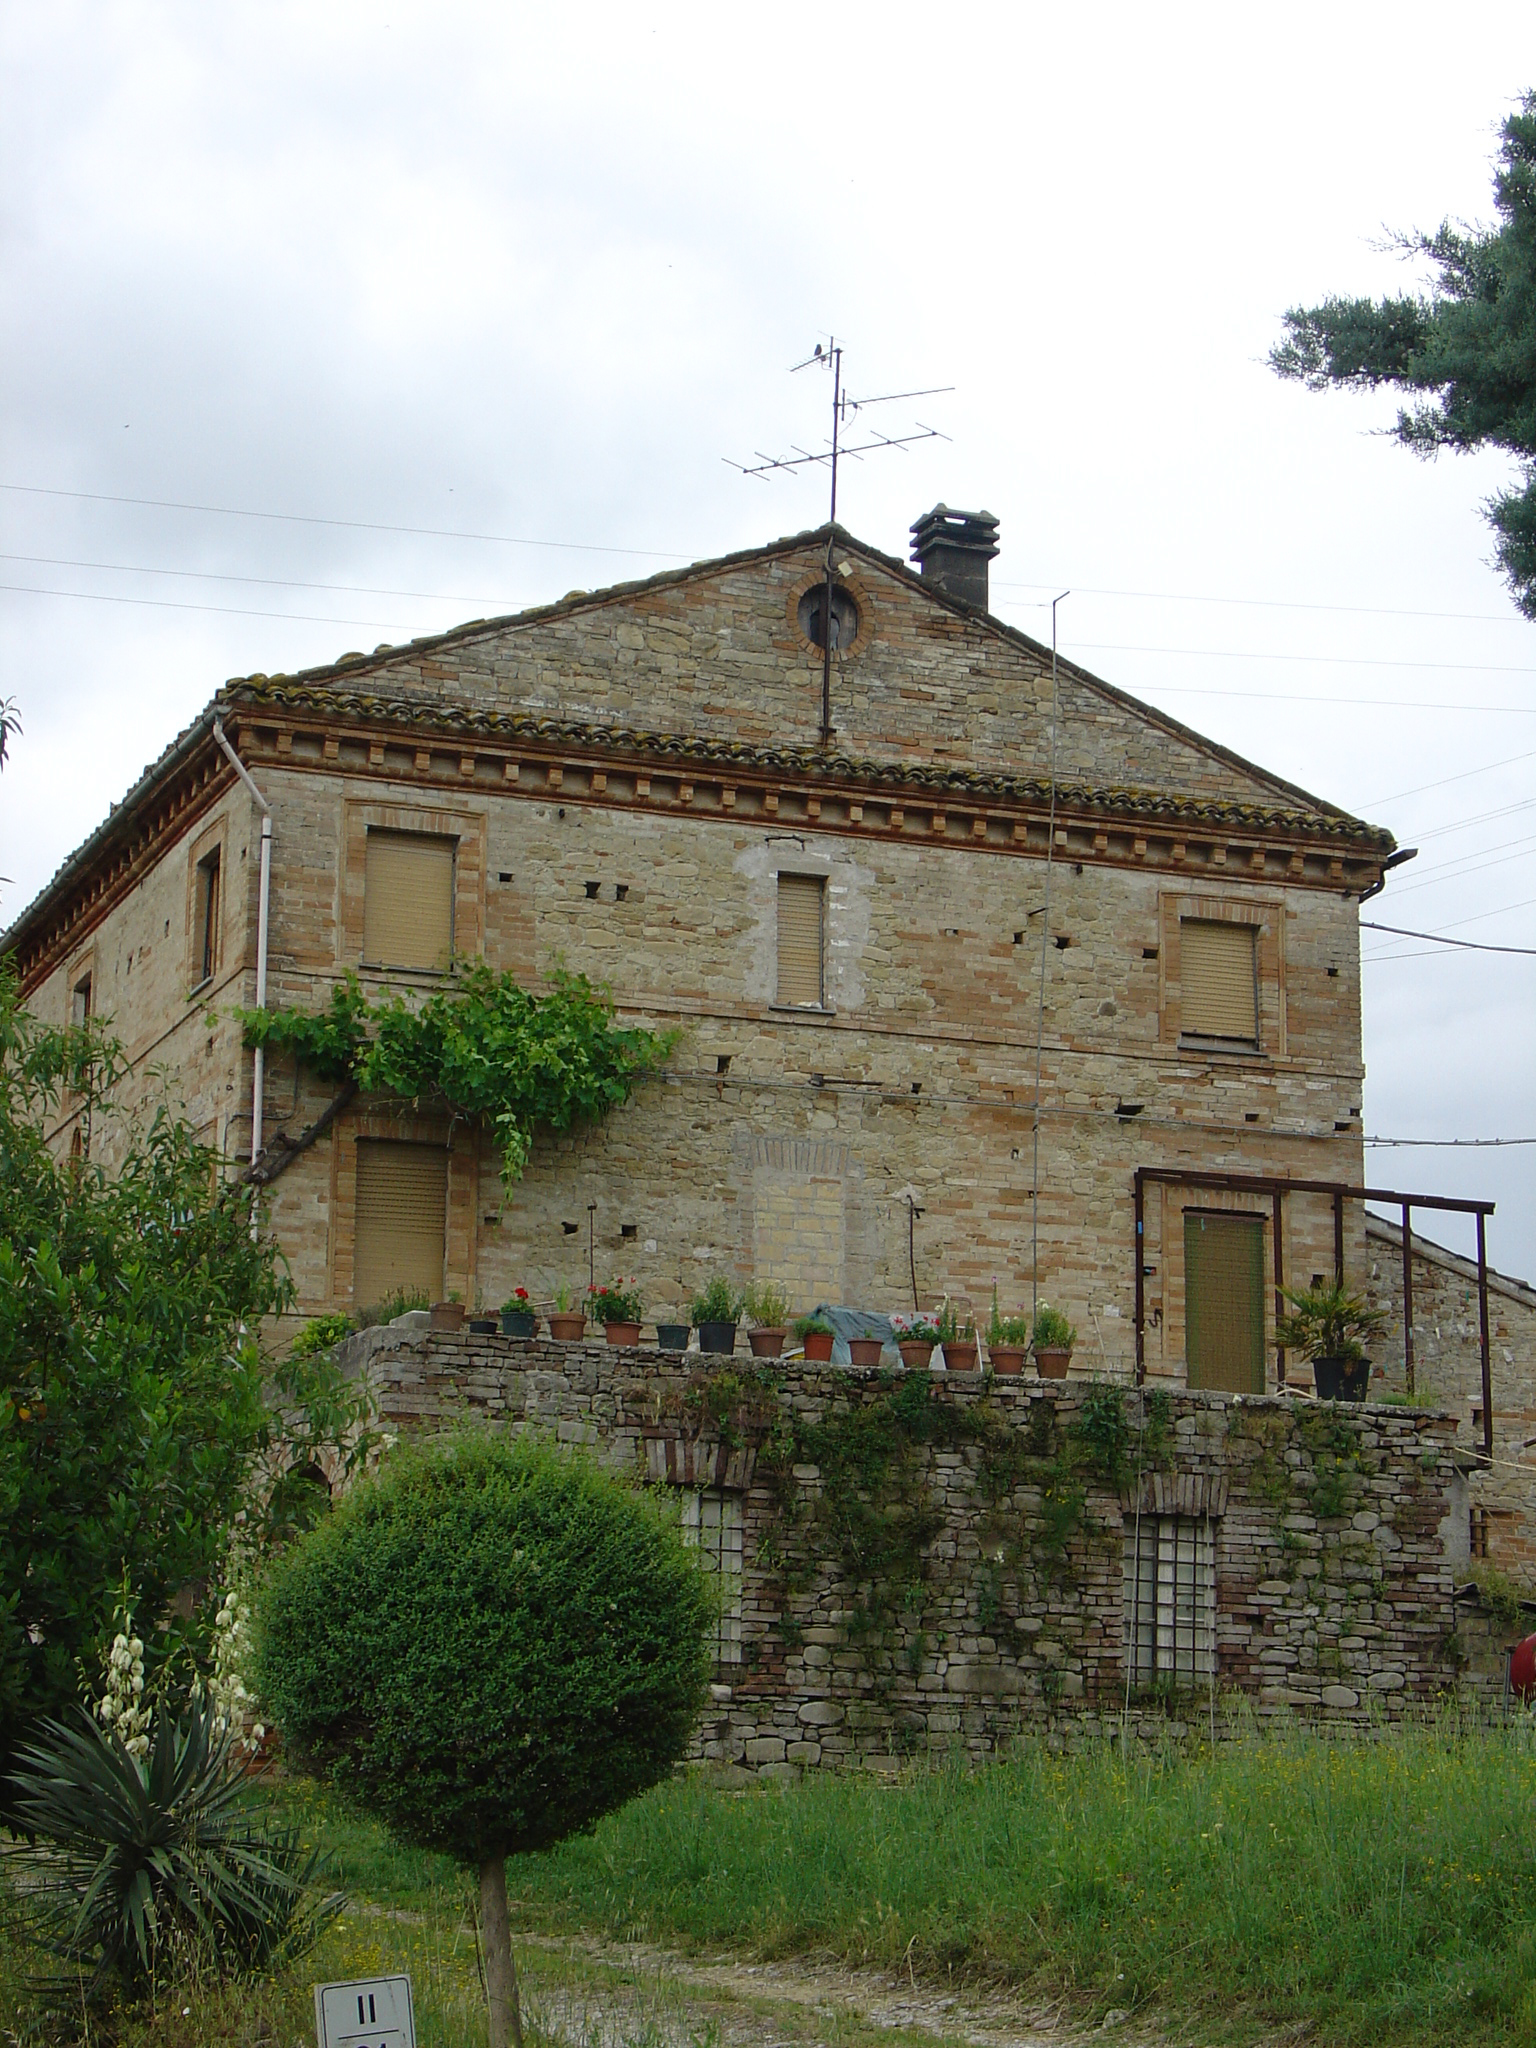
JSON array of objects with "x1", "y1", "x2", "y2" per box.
[{"x1": 479, "y1": 1854, "x2": 522, "y2": 2048}]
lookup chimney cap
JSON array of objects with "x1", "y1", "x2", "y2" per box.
[{"x1": 909, "y1": 505, "x2": 1000, "y2": 609}]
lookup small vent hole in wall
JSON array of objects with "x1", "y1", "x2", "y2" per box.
[
  {"x1": 1013, "y1": 931, "x2": 1024, "y2": 945},
  {"x1": 911, "y1": 1081, "x2": 922, "y2": 1095},
  {"x1": 499, "y1": 871, "x2": 513, "y2": 883},
  {"x1": 584, "y1": 880, "x2": 600, "y2": 899},
  {"x1": 1143, "y1": 945, "x2": 1159, "y2": 959},
  {"x1": 615, "y1": 883, "x2": 629, "y2": 901},
  {"x1": 716, "y1": 1054, "x2": 732, "y2": 1075},
  {"x1": 1327, "y1": 966, "x2": 1339, "y2": 977},
  {"x1": 1054, "y1": 935, "x2": 1070, "y2": 950},
  {"x1": 1245, "y1": 1111, "x2": 1260, "y2": 1123},
  {"x1": 561, "y1": 1220, "x2": 579, "y2": 1236},
  {"x1": 620, "y1": 1223, "x2": 637, "y2": 1241}
]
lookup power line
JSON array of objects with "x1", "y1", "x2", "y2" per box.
[
  {"x1": 0, "y1": 580, "x2": 402, "y2": 629},
  {"x1": 1052, "y1": 634, "x2": 1536, "y2": 680},
  {"x1": 1365, "y1": 1135, "x2": 1536, "y2": 1147},
  {"x1": 1384, "y1": 841, "x2": 1536, "y2": 900},
  {"x1": 1361, "y1": 747, "x2": 1536, "y2": 808},
  {"x1": 996, "y1": 576, "x2": 1527, "y2": 628},
  {"x1": 0, "y1": 480, "x2": 690, "y2": 561},
  {"x1": 0, "y1": 550, "x2": 531, "y2": 608},
  {"x1": 1361, "y1": 917, "x2": 1536, "y2": 955}
]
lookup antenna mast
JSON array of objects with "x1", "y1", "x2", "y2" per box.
[{"x1": 727, "y1": 340, "x2": 951, "y2": 745}]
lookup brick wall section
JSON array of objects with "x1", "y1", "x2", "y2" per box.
[
  {"x1": 1363, "y1": 1215, "x2": 1536, "y2": 1581},
  {"x1": 361, "y1": 1329, "x2": 1474, "y2": 1768}
]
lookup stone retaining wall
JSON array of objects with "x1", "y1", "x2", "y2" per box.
[{"x1": 358, "y1": 1325, "x2": 1479, "y2": 1768}]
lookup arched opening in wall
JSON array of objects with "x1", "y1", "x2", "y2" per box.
[
  {"x1": 276, "y1": 1461, "x2": 335, "y2": 1539},
  {"x1": 798, "y1": 584, "x2": 859, "y2": 651}
]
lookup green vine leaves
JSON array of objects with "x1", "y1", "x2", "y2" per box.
[{"x1": 238, "y1": 963, "x2": 677, "y2": 1193}]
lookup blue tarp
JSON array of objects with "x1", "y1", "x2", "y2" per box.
[{"x1": 812, "y1": 1305, "x2": 953, "y2": 1368}]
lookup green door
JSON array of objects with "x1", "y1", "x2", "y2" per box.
[{"x1": 1184, "y1": 1212, "x2": 1265, "y2": 1394}]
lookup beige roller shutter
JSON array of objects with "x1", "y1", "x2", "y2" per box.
[
  {"x1": 1184, "y1": 1212, "x2": 1265, "y2": 1394},
  {"x1": 363, "y1": 830, "x2": 455, "y2": 970},
  {"x1": 1180, "y1": 919, "x2": 1257, "y2": 1041},
  {"x1": 776, "y1": 873, "x2": 824, "y2": 1006},
  {"x1": 353, "y1": 1140, "x2": 447, "y2": 1311}
]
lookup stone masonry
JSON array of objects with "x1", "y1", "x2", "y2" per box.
[{"x1": 357, "y1": 1322, "x2": 1479, "y2": 1768}]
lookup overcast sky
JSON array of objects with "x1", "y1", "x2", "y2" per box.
[{"x1": 1, "y1": 3, "x2": 1531, "y2": 1271}]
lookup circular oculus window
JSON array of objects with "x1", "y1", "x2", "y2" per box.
[{"x1": 797, "y1": 583, "x2": 859, "y2": 651}]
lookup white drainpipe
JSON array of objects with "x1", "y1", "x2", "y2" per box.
[{"x1": 212, "y1": 719, "x2": 271, "y2": 1173}]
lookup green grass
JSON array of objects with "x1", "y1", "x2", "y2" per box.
[
  {"x1": 6, "y1": 1720, "x2": 1536, "y2": 2045},
  {"x1": 512, "y1": 1715, "x2": 1536, "y2": 2046}
]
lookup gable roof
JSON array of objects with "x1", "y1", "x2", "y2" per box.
[{"x1": 1, "y1": 522, "x2": 1394, "y2": 974}]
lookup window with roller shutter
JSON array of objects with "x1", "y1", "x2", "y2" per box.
[
  {"x1": 352, "y1": 1140, "x2": 447, "y2": 1310},
  {"x1": 363, "y1": 829, "x2": 456, "y2": 971},
  {"x1": 775, "y1": 872, "x2": 825, "y2": 1007},
  {"x1": 1180, "y1": 917, "x2": 1258, "y2": 1044}
]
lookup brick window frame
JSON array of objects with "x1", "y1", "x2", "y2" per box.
[
  {"x1": 340, "y1": 799, "x2": 485, "y2": 975},
  {"x1": 327, "y1": 1107, "x2": 480, "y2": 1313},
  {"x1": 1159, "y1": 890, "x2": 1285, "y2": 1059},
  {"x1": 185, "y1": 817, "x2": 227, "y2": 995}
]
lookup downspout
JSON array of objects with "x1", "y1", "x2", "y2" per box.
[
  {"x1": 211, "y1": 720, "x2": 271, "y2": 1181},
  {"x1": 1359, "y1": 845, "x2": 1416, "y2": 903}
]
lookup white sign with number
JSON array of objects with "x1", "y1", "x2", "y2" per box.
[{"x1": 314, "y1": 1974, "x2": 416, "y2": 2048}]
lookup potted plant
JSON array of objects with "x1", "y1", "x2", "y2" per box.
[
  {"x1": 793, "y1": 1312, "x2": 835, "y2": 1362},
  {"x1": 499, "y1": 1287, "x2": 538, "y2": 1339},
  {"x1": 985, "y1": 1285, "x2": 1028, "y2": 1373},
  {"x1": 743, "y1": 1280, "x2": 792, "y2": 1359},
  {"x1": 937, "y1": 1298, "x2": 978, "y2": 1373},
  {"x1": 655, "y1": 1315, "x2": 691, "y2": 1351},
  {"x1": 891, "y1": 1311, "x2": 942, "y2": 1371},
  {"x1": 847, "y1": 1331, "x2": 885, "y2": 1367},
  {"x1": 1031, "y1": 1302, "x2": 1077, "y2": 1379},
  {"x1": 691, "y1": 1276, "x2": 744, "y2": 1355},
  {"x1": 591, "y1": 1279, "x2": 645, "y2": 1346},
  {"x1": 468, "y1": 1289, "x2": 498, "y2": 1336},
  {"x1": 547, "y1": 1281, "x2": 586, "y2": 1343},
  {"x1": 1275, "y1": 1280, "x2": 1386, "y2": 1401},
  {"x1": 429, "y1": 1291, "x2": 465, "y2": 1334}
]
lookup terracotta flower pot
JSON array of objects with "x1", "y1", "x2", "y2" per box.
[
  {"x1": 749, "y1": 1327, "x2": 786, "y2": 1358},
  {"x1": 604, "y1": 1320, "x2": 642, "y2": 1347},
  {"x1": 1034, "y1": 1346, "x2": 1072, "y2": 1379},
  {"x1": 848, "y1": 1337, "x2": 884, "y2": 1367},
  {"x1": 898, "y1": 1340, "x2": 935, "y2": 1371},
  {"x1": 500, "y1": 1309, "x2": 537, "y2": 1339},
  {"x1": 945, "y1": 1341, "x2": 980, "y2": 1373},
  {"x1": 547, "y1": 1312, "x2": 587, "y2": 1341},
  {"x1": 801, "y1": 1329, "x2": 835, "y2": 1361},
  {"x1": 988, "y1": 1345, "x2": 1027, "y2": 1376},
  {"x1": 429, "y1": 1300, "x2": 465, "y2": 1333}
]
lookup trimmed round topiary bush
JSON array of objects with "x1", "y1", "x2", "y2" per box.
[{"x1": 255, "y1": 1431, "x2": 713, "y2": 2048}]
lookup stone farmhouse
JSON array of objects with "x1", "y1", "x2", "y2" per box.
[
  {"x1": 4, "y1": 509, "x2": 1415, "y2": 1381},
  {"x1": 6, "y1": 507, "x2": 1531, "y2": 1725}
]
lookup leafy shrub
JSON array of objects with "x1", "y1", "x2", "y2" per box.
[
  {"x1": 590, "y1": 1280, "x2": 645, "y2": 1323},
  {"x1": 690, "y1": 1276, "x2": 743, "y2": 1325},
  {"x1": 255, "y1": 1432, "x2": 713, "y2": 2047},
  {"x1": 1032, "y1": 1302, "x2": 1077, "y2": 1350},
  {"x1": 743, "y1": 1281, "x2": 792, "y2": 1328},
  {"x1": 1275, "y1": 1280, "x2": 1386, "y2": 1365},
  {"x1": 5, "y1": 1695, "x2": 339, "y2": 2000},
  {"x1": 290, "y1": 1311, "x2": 355, "y2": 1359}
]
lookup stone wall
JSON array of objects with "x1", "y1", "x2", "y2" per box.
[
  {"x1": 358, "y1": 1326, "x2": 1474, "y2": 1767},
  {"x1": 1364, "y1": 1214, "x2": 1536, "y2": 1582}
]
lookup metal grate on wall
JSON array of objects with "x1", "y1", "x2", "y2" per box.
[
  {"x1": 1124, "y1": 1512, "x2": 1215, "y2": 1685},
  {"x1": 681, "y1": 1490, "x2": 743, "y2": 1664}
]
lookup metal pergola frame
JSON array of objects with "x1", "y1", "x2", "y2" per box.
[{"x1": 1133, "y1": 1167, "x2": 1496, "y2": 1457}]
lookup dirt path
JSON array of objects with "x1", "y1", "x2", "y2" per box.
[{"x1": 515, "y1": 1931, "x2": 1156, "y2": 2048}]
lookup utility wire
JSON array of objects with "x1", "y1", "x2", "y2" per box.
[
  {"x1": 1361, "y1": 918, "x2": 1536, "y2": 955},
  {"x1": 0, "y1": 580, "x2": 401, "y2": 629},
  {"x1": 1365, "y1": 1135, "x2": 1536, "y2": 1147},
  {"x1": 995, "y1": 576, "x2": 1527, "y2": 628},
  {"x1": 1362, "y1": 747, "x2": 1536, "y2": 808},
  {"x1": 0, "y1": 549, "x2": 532, "y2": 609}
]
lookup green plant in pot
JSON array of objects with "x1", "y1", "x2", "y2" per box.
[
  {"x1": 1031, "y1": 1302, "x2": 1077, "y2": 1378},
  {"x1": 590, "y1": 1280, "x2": 645, "y2": 1345},
  {"x1": 548, "y1": 1281, "x2": 587, "y2": 1341},
  {"x1": 792, "y1": 1311, "x2": 835, "y2": 1361},
  {"x1": 987, "y1": 1286, "x2": 1031, "y2": 1374},
  {"x1": 936, "y1": 1297, "x2": 979, "y2": 1371},
  {"x1": 499, "y1": 1287, "x2": 537, "y2": 1339},
  {"x1": 743, "y1": 1280, "x2": 792, "y2": 1358},
  {"x1": 690, "y1": 1276, "x2": 744, "y2": 1355},
  {"x1": 1275, "y1": 1280, "x2": 1386, "y2": 1401}
]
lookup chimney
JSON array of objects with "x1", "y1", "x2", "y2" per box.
[{"x1": 909, "y1": 504, "x2": 1000, "y2": 610}]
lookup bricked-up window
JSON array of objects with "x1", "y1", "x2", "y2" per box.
[
  {"x1": 1180, "y1": 918, "x2": 1258, "y2": 1044},
  {"x1": 681, "y1": 1491, "x2": 743, "y2": 1664},
  {"x1": 776, "y1": 873, "x2": 825, "y2": 1007},
  {"x1": 1184, "y1": 1212, "x2": 1266, "y2": 1394},
  {"x1": 1124, "y1": 1513, "x2": 1215, "y2": 1685},
  {"x1": 71, "y1": 974, "x2": 92, "y2": 1026},
  {"x1": 193, "y1": 849, "x2": 221, "y2": 987},
  {"x1": 363, "y1": 829, "x2": 455, "y2": 971},
  {"x1": 352, "y1": 1139, "x2": 447, "y2": 1312}
]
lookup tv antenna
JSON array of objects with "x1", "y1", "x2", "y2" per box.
[{"x1": 726, "y1": 338, "x2": 952, "y2": 743}]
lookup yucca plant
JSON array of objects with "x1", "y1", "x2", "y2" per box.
[{"x1": 4, "y1": 1691, "x2": 341, "y2": 1999}]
